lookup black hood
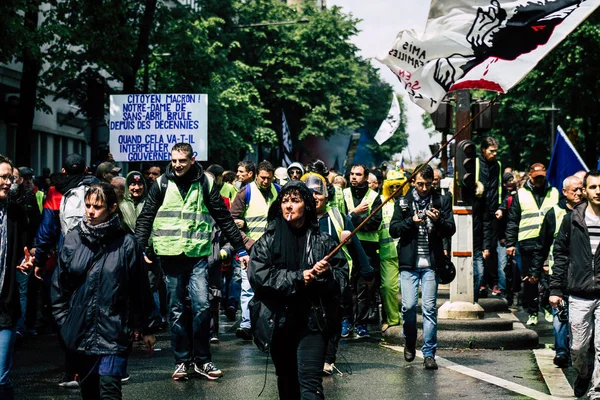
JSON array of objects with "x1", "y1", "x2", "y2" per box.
[
  {"x1": 267, "y1": 180, "x2": 318, "y2": 228},
  {"x1": 55, "y1": 173, "x2": 99, "y2": 194},
  {"x1": 350, "y1": 181, "x2": 369, "y2": 199}
]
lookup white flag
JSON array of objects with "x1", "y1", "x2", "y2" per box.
[
  {"x1": 374, "y1": 94, "x2": 401, "y2": 145},
  {"x1": 377, "y1": 0, "x2": 600, "y2": 113}
]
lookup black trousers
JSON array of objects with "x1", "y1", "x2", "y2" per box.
[
  {"x1": 77, "y1": 356, "x2": 122, "y2": 400},
  {"x1": 270, "y1": 324, "x2": 327, "y2": 400},
  {"x1": 520, "y1": 250, "x2": 539, "y2": 315}
]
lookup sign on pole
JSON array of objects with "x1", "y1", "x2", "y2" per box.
[{"x1": 109, "y1": 94, "x2": 208, "y2": 162}]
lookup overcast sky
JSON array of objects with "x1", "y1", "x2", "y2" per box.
[{"x1": 328, "y1": 0, "x2": 434, "y2": 161}]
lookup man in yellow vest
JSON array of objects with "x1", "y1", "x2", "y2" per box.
[
  {"x1": 230, "y1": 160, "x2": 280, "y2": 340},
  {"x1": 531, "y1": 175, "x2": 583, "y2": 368},
  {"x1": 136, "y1": 143, "x2": 249, "y2": 382},
  {"x1": 342, "y1": 164, "x2": 382, "y2": 338},
  {"x1": 506, "y1": 162, "x2": 559, "y2": 326}
]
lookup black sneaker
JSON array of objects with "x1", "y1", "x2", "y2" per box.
[
  {"x1": 574, "y1": 375, "x2": 591, "y2": 398},
  {"x1": 194, "y1": 361, "x2": 223, "y2": 380},
  {"x1": 236, "y1": 327, "x2": 252, "y2": 341},
  {"x1": 424, "y1": 356, "x2": 438, "y2": 370},
  {"x1": 172, "y1": 363, "x2": 188, "y2": 381},
  {"x1": 553, "y1": 354, "x2": 568, "y2": 368},
  {"x1": 404, "y1": 345, "x2": 416, "y2": 362},
  {"x1": 225, "y1": 306, "x2": 237, "y2": 321},
  {"x1": 210, "y1": 333, "x2": 219, "y2": 343}
]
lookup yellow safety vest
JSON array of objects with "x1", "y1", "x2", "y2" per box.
[
  {"x1": 244, "y1": 182, "x2": 278, "y2": 240},
  {"x1": 547, "y1": 204, "x2": 568, "y2": 274},
  {"x1": 325, "y1": 205, "x2": 353, "y2": 272},
  {"x1": 332, "y1": 186, "x2": 347, "y2": 215},
  {"x1": 343, "y1": 187, "x2": 379, "y2": 242},
  {"x1": 517, "y1": 187, "x2": 559, "y2": 242},
  {"x1": 152, "y1": 175, "x2": 214, "y2": 257},
  {"x1": 220, "y1": 182, "x2": 238, "y2": 203},
  {"x1": 378, "y1": 195, "x2": 398, "y2": 259}
]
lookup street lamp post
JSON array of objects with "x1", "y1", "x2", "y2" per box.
[{"x1": 540, "y1": 102, "x2": 560, "y2": 149}]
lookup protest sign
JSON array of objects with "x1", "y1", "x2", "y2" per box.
[{"x1": 109, "y1": 94, "x2": 208, "y2": 162}]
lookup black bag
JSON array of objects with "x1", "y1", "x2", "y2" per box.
[
  {"x1": 504, "y1": 256, "x2": 521, "y2": 293},
  {"x1": 437, "y1": 255, "x2": 456, "y2": 284}
]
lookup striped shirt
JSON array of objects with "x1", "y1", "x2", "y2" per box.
[{"x1": 585, "y1": 210, "x2": 600, "y2": 256}]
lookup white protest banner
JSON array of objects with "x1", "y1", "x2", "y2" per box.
[
  {"x1": 377, "y1": 0, "x2": 600, "y2": 113},
  {"x1": 374, "y1": 94, "x2": 401, "y2": 145},
  {"x1": 109, "y1": 94, "x2": 208, "y2": 162}
]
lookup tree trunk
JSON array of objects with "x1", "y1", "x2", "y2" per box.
[
  {"x1": 123, "y1": 0, "x2": 158, "y2": 94},
  {"x1": 15, "y1": 1, "x2": 41, "y2": 167}
]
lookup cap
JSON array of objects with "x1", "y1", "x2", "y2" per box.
[
  {"x1": 301, "y1": 172, "x2": 328, "y2": 198},
  {"x1": 502, "y1": 172, "x2": 514, "y2": 184},
  {"x1": 529, "y1": 163, "x2": 546, "y2": 178},
  {"x1": 62, "y1": 153, "x2": 86, "y2": 175},
  {"x1": 96, "y1": 162, "x2": 122, "y2": 177},
  {"x1": 18, "y1": 167, "x2": 35, "y2": 177},
  {"x1": 127, "y1": 172, "x2": 144, "y2": 186}
]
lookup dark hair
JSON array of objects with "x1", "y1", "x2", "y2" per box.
[
  {"x1": 222, "y1": 170, "x2": 236, "y2": 184},
  {"x1": 206, "y1": 164, "x2": 224, "y2": 177},
  {"x1": 268, "y1": 181, "x2": 318, "y2": 227},
  {"x1": 306, "y1": 159, "x2": 329, "y2": 180},
  {"x1": 238, "y1": 160, "x2": 256, "y2": 175},
  {"x1": 171, "y1": 143, "x2": 194, "y2": 158},
  {"x1": 584, "y1": 170, "x2": 600, "y2": 188},
  {"x1": 85, "y1": 182, "x2": 118, "y2": 212},
  {"x1": 414, "y1": 164, "x2": 434, "y2": 181},
  {"x1": 257, "y1": 160, "x2": 274, "y2": 174},
  {"x1": 351, "y1": 164, "x2": 368, "y2": 176},
  {"x1": 0, "y1": 154, "x2": 14, "y2": 169},
  {"x1": 480, "y1": 136, "x2": 499, "y2": 151},
  {"x1": 142, "y1": 162, "x2": 163, "y2": 173}
]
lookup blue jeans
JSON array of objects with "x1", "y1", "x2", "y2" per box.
[
  {"x1": 473, "y1": 250, "x2": 484, "y2": 301},
  {"x1": 552, "y1": 302, "x2": 569, "y2": 357},
  {"x1": 0, "y1": 328, "x2": 16, "y2": 392},
  {"x1": 16, "y1": 270, "x2": 30, "y2": 335},
  {"x1": 400, "y1": 269, "x2": 438, "y2": 358},
  {"x1": 240, "y1": 268, "x2": 253, "y2": 329},
  {"x1": 222, "y1": 258, "x2": 241, "y2": 310},
  {"x1": 497, "y1": 241, "x2": 507, "y2": 291},
  {"x1": 162, "y1": 256, "x2": 212, "y2": 364}
]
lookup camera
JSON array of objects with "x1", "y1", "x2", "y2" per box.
[
  {"x1": 417, "y1": 203, "x2": 432, "y2": 220},
  {"x1": 557, "y1": 301, "x2": 568, "y2": 323}
]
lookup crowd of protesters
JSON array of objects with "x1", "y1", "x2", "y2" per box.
[{"x1": 0, "y1": 135, "x2": 598, "y2": 399}]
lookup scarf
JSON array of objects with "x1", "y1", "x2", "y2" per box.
[
  {"x1": 272, "y1": 215, "x2": 309, "y2": 272},
  {"x1": 79, "y1": 213, "x2": 122, "y2": 242}
]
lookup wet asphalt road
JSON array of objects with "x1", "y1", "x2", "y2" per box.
[{"x1": 12, "y1": 317, "x2": 548, "y2": 400}]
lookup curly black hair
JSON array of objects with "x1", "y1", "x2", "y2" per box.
[{"x1": 267, "y1": 180, "x2": 318, "y2": 227}]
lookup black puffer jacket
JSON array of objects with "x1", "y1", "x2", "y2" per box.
[
  {"x1": 389, "y1": 189, "x2": 455, "y2": 271},
  {"x1": 550, "y1": 201, "x2": 600, "y2": 299},
  {"x1": 51, "y1": 222, "x2": 155, "y2": 355},
  {"x1": 248, "y1": 221, "x2": 348, "y2": 353}
]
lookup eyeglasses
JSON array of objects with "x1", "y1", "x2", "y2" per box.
[{"x1": 0, "y1": 175, "x2": 16, "y2": 183}]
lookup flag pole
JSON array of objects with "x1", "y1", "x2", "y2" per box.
[{"x1": 323, "y1": 94, "x2": 501, "y2": 262}]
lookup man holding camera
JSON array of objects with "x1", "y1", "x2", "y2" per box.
[
  {"x1": 550, "y1": 170, "x2": 600, "y2": 398},
  {"x1": 389, "y1": 164, "x2": 455, "y2": 370},
  {"x1": 532, "y1": 175, "x2": 583, "y2": 368}
]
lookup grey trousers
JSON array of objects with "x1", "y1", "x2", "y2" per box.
[{"x1": 569, "y1": 295, "x2": 600, "y2": 399}]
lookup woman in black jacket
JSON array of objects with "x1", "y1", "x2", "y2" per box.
[
  {"x1": 51, "y1": 182, "x2": 156, "y2": 399},
  {"x1": 248, "y1": 181, "x2": 348, "y2": 400}
]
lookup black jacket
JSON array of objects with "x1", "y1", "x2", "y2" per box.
[
  {"x1": 550, "y1": 202, "x2": 600, "y2": 299},
  {"x1": 347, "y1": 184, "x2": 383, "y2": 234},
  {"x1": 389, "y1": 190, "x2": 455, "y2": 271},
  {"x1": 475, "y1": 155, "x2": 501, "y2": 251},
  {"x1": 248, "y1": 221, "x2": 348, "y2": 353},
  {"x1": 0, "y1": 202, "x2": 28, "y2": 329},
  {"x1": 51, "y1": 223, "x2": 155, "y2": 355},
  {"x1": 531, "y1": 199, "x2": 571, "y2": 278},
  {"x1": 506, "y1": 180, "x2": 555, "y2": 252},
  {"x1": 135, "y1": 163, "x2": 245, "y2": 254}
]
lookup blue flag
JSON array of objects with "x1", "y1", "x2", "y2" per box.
[{"x1": 547, "y1": 126, "x2": 588, "y2": 191}]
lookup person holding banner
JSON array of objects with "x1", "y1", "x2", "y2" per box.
[{"x1": 135, "y1": 143, "x2": 249, "y2": 381}]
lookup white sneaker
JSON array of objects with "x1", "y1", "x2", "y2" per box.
[
  {"x1": 526, "y1": 314, "x2": 538, "y2": 326},
  {"x1": 172, "y1": 363, "x2": 188, "y2": 381},
  {"x1": 323, "y1": 363, "x2": 334, "y2": 375}
]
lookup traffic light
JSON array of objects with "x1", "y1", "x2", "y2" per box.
[{"x1": 455, "y1": 140, "x2": 476, "y2": 188}]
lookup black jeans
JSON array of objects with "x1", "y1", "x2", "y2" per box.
[
  {"x1": 270, "y1": 323, "x2": 327, "y2": 400},
  {"x1": 77, "y1": 356, "x2": 122, "y2": 400},
  {"x1": 520, "y1": 250, "x2": 539, "y2": 315}
]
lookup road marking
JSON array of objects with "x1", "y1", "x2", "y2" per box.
[
  {"x1": 382, "y1": 344, "x2": 558, "y2": 400},
  {"x1": 533, "y1": 348, "x2": 574, "y2": 399}
]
